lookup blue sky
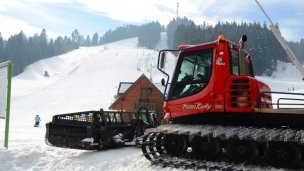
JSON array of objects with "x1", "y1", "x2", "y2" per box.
[{"x1": 0, "y1": 0, "x2": 303, "y2": 42}]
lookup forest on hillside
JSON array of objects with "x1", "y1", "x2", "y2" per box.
[
  {"x1": 0, "y1": 17, "x2": 303, "y2": 76},
  {"x1": 167, "y1": 17, "x2": 304, "y2": 76},
  {"x1": 0, "y1": 29, "x2": 83, "y2": 75},
  {"x1": 0, "y1": 22, "x2": 163, "y2": 76}
]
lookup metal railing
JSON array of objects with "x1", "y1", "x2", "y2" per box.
[
  {"x1": 52, "y1": 110, "x2": 133, "y2": 126},
  {"x1": 259, "y1": 91, "x2": 304, "y2": 109}
]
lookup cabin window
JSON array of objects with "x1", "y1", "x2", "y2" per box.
[
  {"x1": 231, "y1": 51, "x2": 239, "y2": 75},
  {"x1": 169, "y1": 48, "x2": 213, "y2": 99},
  {"x1": 230, "y1": 48, "x2": 252, "y2": 76}
]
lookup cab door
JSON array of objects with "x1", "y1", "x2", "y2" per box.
[{"x1": 224, "y1": 45, "x2": 258, "y2": 112}]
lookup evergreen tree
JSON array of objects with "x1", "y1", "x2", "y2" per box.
[
  {"x1": 40, "y1": 28, "x2": 48, "y2": 58},
  {"x1": 85, "y1": 35, "x2": 91, "y2": 47},
  {"x1": 167, "y1": 17, "x2": 194, "y2": 48},
  {"x1": 47, "y1": 39, "x2": 55, "y2": 57},
  {"x1": 138, "y1": 21, "x2": 162, "y2": 49},
  {"x1": 0, "y1": 29, "x2": 82, "y2": 76},
  {"x1": 289, "y1": 38, "x2": 304, "y2": 63},
  {"x1": 0, "y1": 33, "x2": 3, "y2": 61},
  {"x1": 99, "y1": 24, "x2": 140, "y2": 44},
  {"x1": 0, "y1": 21, "x2": 303, "y2": 77},
  {"x1": 28, "y1": 34, "x2": 42, "y2": 63},
  {"x1": 63, "y1": 36, "x2": 74, "y2": 52},
  {"x1": 3, "y1": 31, "x2": 28, "y2": 75},
  {"x1": 71, "y1": 29, "x2": 80, "y2": 48},
  {"x1": 99, "y1": 37, "x2": 102, "y2": 45},
  {"x1": 172, "y1": 21, "x2": 289, "y2": 75},
  {"x1": 92, "y1": 32, "x2": 99, "y2": 46},
  {"x1": 54, "y1": 36, "x2": 64, "y2": 55}
]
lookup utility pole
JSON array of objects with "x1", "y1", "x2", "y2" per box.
[{"x1": 254, "y1": 0, "x2": 304, "y2": 79}]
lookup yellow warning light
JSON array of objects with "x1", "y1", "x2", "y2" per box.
[{"x1": 218, "y1": 35, "x2": 225, "y2": 42}]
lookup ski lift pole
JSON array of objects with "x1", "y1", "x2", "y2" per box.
[
  {"x1": 5, "y1": 61, "x2": 12, "y2": 149},
  {"x1": 254, "y1": 0, "x2": 304, "y2": 80},
  {"x1": 0, "y1": 61, "x2": 12, "y2": 149}
]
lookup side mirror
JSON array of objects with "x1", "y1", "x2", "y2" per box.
[
  {"x1": 161, "y1": 78, "x2": 165, "y2": 86},
  {"x1": 159, "y1": 52, "x2": 166, "y2": 69}
]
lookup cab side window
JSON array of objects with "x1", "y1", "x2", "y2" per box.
[
  {"x1": 231, "y1": 51, "x2": 239, "y2": 75},
  {"x1": 239, "y1": 50, "x2": 251, "y2": 76},
  {"x1": 230, "y1": 48, "x2": 252, "y2": 76}
]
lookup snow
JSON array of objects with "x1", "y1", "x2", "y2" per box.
[
  {"x1": 117, "y1": 83, "x2": 133, "y2": 94},
  {"x1": 257, "y1": 61, "x2": 304, "y2": 92},
  {"x1": 0, "y1": 33, "x2": 303, "y2": 171}
]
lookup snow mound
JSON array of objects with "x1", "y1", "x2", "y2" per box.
[
  {"x1": 270, "y1": 61, "x2": 302, "y2": 81},
  {"x1": 257, "y1": 61, "x2": 304, "y2": 92}
]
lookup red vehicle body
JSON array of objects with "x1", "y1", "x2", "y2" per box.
[{"x1": 163, "y1": 35, "x2": 272, "y2": 120}]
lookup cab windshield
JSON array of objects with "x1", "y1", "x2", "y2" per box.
[{"x1": 169, "y1": 49, "x2": 213, "y2": 100}]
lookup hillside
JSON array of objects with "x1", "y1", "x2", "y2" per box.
[
  {"x1": 0, "y1": 35, "x2": 177, "y2": 171},
  {"x1": 1, "y1": 35, "x2": 304, "y2": 171}
]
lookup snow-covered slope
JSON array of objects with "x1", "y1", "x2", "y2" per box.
[
  {"x1": 1, "y1": 34, "x2": 304, "y2": 171},
  {"x1": 0, "y1": 35, "x2": 178, "y2": 171},
  {"x1": 257, "y1": 61, "x2": 304, "y2": 92},
  {"x1": 12, "y1": 37, "x2": 168, "y2": 116}
]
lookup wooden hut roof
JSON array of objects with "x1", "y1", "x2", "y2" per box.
[{"x1": 109, "y1": 74, "x2": 164, "y2": 109}]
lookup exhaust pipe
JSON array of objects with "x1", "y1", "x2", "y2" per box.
[{"x1": 239, "y1": 35, "x2": 247, "y2": 49}]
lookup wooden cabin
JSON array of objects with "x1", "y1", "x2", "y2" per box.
[{"x1": 109, "y1": 74, "x2": 164, "y2": 122}]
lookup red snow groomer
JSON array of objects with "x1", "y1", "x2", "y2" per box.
[{"x1": 142, "y1": 35, "x2": 304, "y2": 169}]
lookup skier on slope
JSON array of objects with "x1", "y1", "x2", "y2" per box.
[
  {"x1": 44, "y1": 71, "x2": 49, "y2": 77},
  {"x1": 34, "y1": 115, "x2": 41, "y2": 127}
]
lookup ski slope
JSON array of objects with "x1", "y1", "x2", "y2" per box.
[{"x1": 1, "y1": 35, "x2": 304, "y2": 171}]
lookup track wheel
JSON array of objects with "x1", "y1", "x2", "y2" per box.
[
  {"x1": 191, "y1": 136, "x2": 220, "y2": 159},
  {"x1": 164, "y1": 134, "x2": 187, "y2": 156},
  {"x1": 266, "y1": 142, "x2": 302, "y2": 168},
  {"x1": 227, "y1": 139, "x2": 258, "y2": 163}
]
